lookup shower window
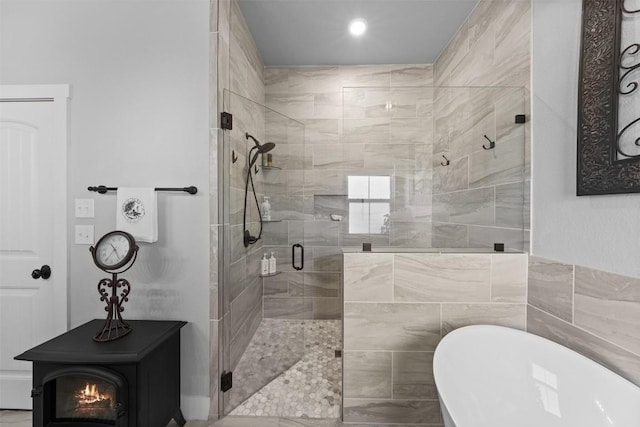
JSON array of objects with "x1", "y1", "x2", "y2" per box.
[{"x1": 348, "y1": 175, "x2": 391, "y2": 234}]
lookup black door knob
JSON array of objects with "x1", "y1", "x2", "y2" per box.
[{"x1": 31, "y1": 265, "x2": 51, "y2": 280}]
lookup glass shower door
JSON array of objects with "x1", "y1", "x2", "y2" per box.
[
  {"x1": 431, "y1": 86, "x2": 527, "y2": 251},
  {"x1": 219, "y1": 89, "x2": 307, "y2": 415}
]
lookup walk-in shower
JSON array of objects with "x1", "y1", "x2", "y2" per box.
[{"x1": 218, "y1": 82, "x2": 527, "y2": 419}]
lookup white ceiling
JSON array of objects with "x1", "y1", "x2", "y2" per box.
[{"x1": 237, "y1": 0, "x2": 480, "y2": 66}]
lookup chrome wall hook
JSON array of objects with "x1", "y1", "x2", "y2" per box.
[{"x1": 482, "y1": 135, "x2": 496, "y2": 150}]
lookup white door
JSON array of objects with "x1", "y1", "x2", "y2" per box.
[{"x1": 0, "y1": 86, "x2": 69, "y2": 409}]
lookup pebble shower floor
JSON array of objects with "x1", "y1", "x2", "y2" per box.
[{"x1": 229, "y1": 319, "x2": 342, "y2": 418}]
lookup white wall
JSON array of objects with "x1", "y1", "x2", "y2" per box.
[
  {"x1": 0, "y1": 0, "x2": 211, "y2": 418},
  {"x1": 532, "y1": 0, "x2": 640, "y2": 278}
]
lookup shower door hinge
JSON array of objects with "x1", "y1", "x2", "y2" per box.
[
  {"x1": 221, "y1": 371, "x2": 233, "y2": 392},
  {"x1": 515, "y1": 114, "x2": 526, "y2": 124},
  {"x1": 221, "y1": 112, "x2": 233, "y2": 130}
]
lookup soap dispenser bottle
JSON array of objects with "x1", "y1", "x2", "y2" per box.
[
  {"x1": 268, "y1": 251, "x2": 277, "y2": 274},
  {"x1": 261, "y1": 254, "x2": 269, "y2": 276}
]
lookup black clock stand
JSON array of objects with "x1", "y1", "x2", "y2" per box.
[{"x1": 94, "y1": 272, "x2": 132, "y2": 342}]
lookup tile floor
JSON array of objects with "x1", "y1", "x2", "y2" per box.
[
  {"x1": 226, "y1": 319, "x2": 306, "y2": 411},
  {"x1": 213, "y1": 417, "x2": 340, "y2": 426},
  {"x1": 229, "y1": 320, "x2": 342, "y2": 418}
]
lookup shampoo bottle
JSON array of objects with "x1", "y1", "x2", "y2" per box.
[
  {"x1": 269, "y1": 251, "x2": 277, "y2": 274},
  {"x1": 261, "y1": 254, "x2": 269, "y2": 276},
  {"x1": 261, "y1": 196, "x2": 271, "y2": 221}
]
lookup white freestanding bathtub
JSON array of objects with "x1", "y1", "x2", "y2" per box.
[{"x1": 433, "y1": 325, "x2": 640, "y2": 427}]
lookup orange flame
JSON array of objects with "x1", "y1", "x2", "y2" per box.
[{"x1": 77, "y1": 382, "x2": 109, "y2": 405}]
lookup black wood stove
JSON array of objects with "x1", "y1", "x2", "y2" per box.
[{"x1": 15, "y1": 320, "x2": 187, "y2": 427}]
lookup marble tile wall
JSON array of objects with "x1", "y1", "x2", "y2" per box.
[
  {"x1": 432, "y1": 0, "x2": 531, "y2": 251},
  {"x1": 527, "y1": 256, "x2": 640, "y2": 387},
  {"x1": 264, "y1": 65, "x2": 434, "y2": 321},
  {"x1": 343, "y1": 251, "x2": 528, "y2": 425},
  {"x1": 212, "y1": 0, "x2": 267, "y2": 418}
]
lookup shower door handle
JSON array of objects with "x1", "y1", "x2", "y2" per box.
[{"x1": 292, "y1": 243, "x2": 304, "y2": 271}]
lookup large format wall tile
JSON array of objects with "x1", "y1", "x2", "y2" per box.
[
  {"x1": 431, "y1": 223, "x2": 468, "y2": 248},
  {"x1": 263, "y1": 297, "x2": 309, "y2": 319},
  {"x1": 265, "y1": 93, "x2": 314, "y2": 119},
  {"x1": 441, "y1": 303, "x2": 526, "y2": 335},
  {"x1": 392, "y1": 352, "x2": 437, "y2": 399},
  {"x1": 394, "y1": 254, "x2": 491, "y2": 302},
  {"x1": 527, "y1": 305, "x2": 640, "y2": 387},
  {"x1": 389, "y1": 221, "x2": 433, "y2": 248},
  {"x1": 432, "y1": 157, "x2": 468, "y2": 194},
  {"x1": 447, "y1": 187, "x2": 495, "y2": 226},
  {"x1": 343, "y1": 399, "x2": 441, "y2": 424},
  {"x1": 468, "y1": 135, "x2": 525, "y2": 189},
  {"x1": 303, "y1": 119, "x2": 340, "y2": 144},
  {"x1": 342, "y1": 118, "x2": 390, "y2": 144},
  {"x1": 574, "y1": 266, "x2": 640, "y2": 355},
  {"x1": 495, "y1": 182, "x2": 525, "y2": 229},
  {"x1": 528, "y1": 256, "x2": 573, "y2": 322},
  {"x1": 311, "y1": 297, "x2": 341, "y2": 319},
  {"x1": 341, "y1": 65, "x2": 393, "y2": 87},
  {"x1": 467, "y1": 225, "x2": 525, "y2": 251},
  {"x1": 389, "y1": 118, "x2": 431, "y2": 145},
  {"x1": 343, "y1": 351, "x2": 393, "y2": 398},
  {"x1": 390, "y1": 65, "x2": 434, "y2": 87},
  {"x1": 491, "y1": 254, "x2": 527, "y2": 302},
  {"x1": 312, "y1": 246, "x2": 343, "y2": 272},
  {"x1": 288, "y1": 272, "x2": 341, "y2": 297},
  {"x1": 344, "y1": 253, "x2": 393, "y2": 301},
  {"x1": 314, "y1": 92, "x2": 342, "y2": 119},
  {"x1": 344, "y1": 302, "x2": 441, "y2": 351},
  {"x1": 364, "y1": 144, "x2": 416, "y2": 170},
  {"x1": 230, "y1": 278, "x2": 262, "y2": 338},
  {"x1": 300, "y1": 220, "x2": 340, "y2": 246},
  {"x1": 342, "y1": 251, "x2": 528, "y2": 425},
  {"x1": 288, "y1": 67, "x2": 341, "y2": 94}
]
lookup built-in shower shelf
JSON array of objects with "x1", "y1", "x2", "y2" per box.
[
  {"x1": 260, "y1": 271, "x2": 282, "y2": 278},
  {"x1": 262, "y1": 219, "x2": 282, "y2": 223},
  {"x1": 261, "y1": 165, "x2": 282, "y2": 170}
]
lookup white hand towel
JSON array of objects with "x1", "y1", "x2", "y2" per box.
[{"x1": 116, "y1": 187, "x2": 158, "y2": 243}]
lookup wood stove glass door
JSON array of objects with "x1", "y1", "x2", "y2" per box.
[
  {"x1": 55, "y1": 376, "x2": 118, "y2": 423},
  {"x1": 39, "y1": 367, "x2": 127, "y2": 427}
]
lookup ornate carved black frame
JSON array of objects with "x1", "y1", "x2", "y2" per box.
[{"x1": 577, "y1": 0, "x2": 640, "y2": 195}]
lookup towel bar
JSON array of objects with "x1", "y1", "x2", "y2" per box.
[{"x1": 88, "y1": 186, "x2": 198, "y2": 195}]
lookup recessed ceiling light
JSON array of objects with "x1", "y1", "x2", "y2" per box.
[{"x1": 349, "y1": 19, "x2": 367, "y2": 36}]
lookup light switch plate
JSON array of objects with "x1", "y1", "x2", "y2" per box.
[
  {"x1": 75, "y1": 199, "x2": 94, "y2": 218},
  {"x1": 75, "y1": 225, "x2": 94, "y2": 245}
]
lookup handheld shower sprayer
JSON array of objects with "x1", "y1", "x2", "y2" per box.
[
  {"x1": 243, "y1": 133, "x2": 278, "y2": 247},
  {"x1": 246, "y1": 133, "x2": 276, "y2": 167}
]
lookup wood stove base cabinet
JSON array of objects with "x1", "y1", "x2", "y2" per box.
[{"x1": 15, "y1": 320, "x2": 187, "y2": 427}]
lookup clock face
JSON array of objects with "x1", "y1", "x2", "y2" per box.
[
  {"x1": 91, "y1": 231, "x2": 138, "y2": 272},
  {"x1": 98, "y1": 234, "x2": 130, "y2": 266}
]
